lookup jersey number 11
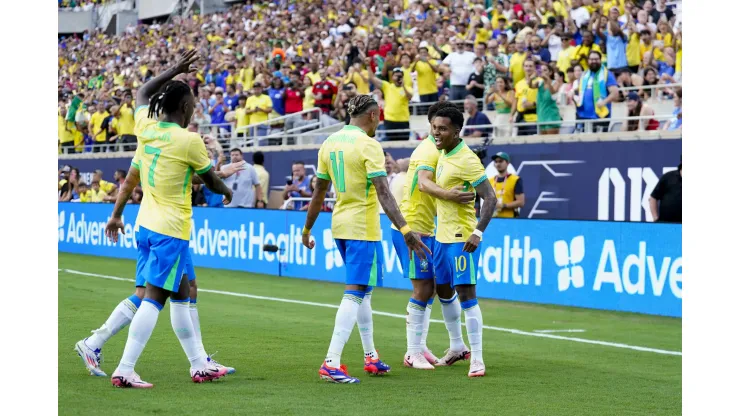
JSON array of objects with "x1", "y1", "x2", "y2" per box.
[{"x1": 329, "y1": 151, "x2": 346, "y2": 193}]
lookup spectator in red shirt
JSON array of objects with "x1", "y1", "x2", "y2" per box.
[
  {"x1": 312, "y1": 69, "x2": 337, "y2": 114},
  {"x1": 285, "y1": 72, "x2": 304, "y2": 115},
  {"x1": 368, "y1": 37, "x2": 393, "y2": 74}
]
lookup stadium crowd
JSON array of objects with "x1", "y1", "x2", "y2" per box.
[
  {"x1": 58, "y1": 0, "x2": 682, "y2": 153},
  {"x1": 59, "y1": 0, "x2": 108, "y2": 12}
]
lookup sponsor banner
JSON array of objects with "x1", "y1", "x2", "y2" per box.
[
  {"x1": 59, "y1": 203, "x2": 682, "y2": 317},
  {"x1": 59, "y1": 139, "x2": 681, "y2": 221}
]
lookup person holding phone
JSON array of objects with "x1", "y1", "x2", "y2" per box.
[{"x1": 282, "y1": 161, "x2": 313, "y2": 210}]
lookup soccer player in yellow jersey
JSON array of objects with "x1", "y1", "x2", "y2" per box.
[
  {"x1": 302, "y1": 95, "x2": 430, "y2": 384},
  {"x1": 390, "y1": 102, "x2": 477, "y2": 370},
  {"x1": 101, "y1": 50, "x2": 233, "y2": 388},
  {"x1": 432, "y1": 106, "x2": 497, "y2": 378}
]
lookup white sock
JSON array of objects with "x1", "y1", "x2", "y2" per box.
[
  {"x1": 189, "y1": 302, "x2": 207, "y2": 356},
  {"x1": 357, "y1": 290, "x2": 378, "y2": 360},
  {"x1": 462, "y1": 301, "x2": 484, "y2": 362},
  {"x1": 171, "y1": 300, "x2": 208, "y2": 369},
  {"x1": 420, "y1": 299, "x2": 433, "y2": 351},
  {"x1": 325, "y1": 291, "x2": 363, "y2": 368},
  {"x1": 440, "y1": 295, "x2": 466, "y2": 351},
  {"x1": 86, "y1": 297, "x2": 138, "y2": 351},
  {"x1": 406, "y1": 299, "x2": 426, "y2": 355},
  {"x1": 116, "y1": 300, "x2": 161, "y2": 375}
]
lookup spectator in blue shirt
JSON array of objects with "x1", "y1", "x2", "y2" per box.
[
  {"x1": 664, "y1": 88, "x2": 682, "y2": 131},
  {"x1": 209, "y1": 89, "x2": 230, "y2": 133},
  {"x1": 604, "y1": 22, "x2": 628, "y2": 74},
  {"x1": 462, "y1": 95, "x2": 492, "y2": 139},
  {"x1": 268, "y1": 78, "x2": 286, "y2": 116},
  {"x1": 530, "y1": 36, "x2": 551, "y2": 68},
  {"x1": 224, "y1": 84, "x2": 240, "y2": 110},
  {"x1": 575, "y1": 51, "x2": 619, "y2": 133}
]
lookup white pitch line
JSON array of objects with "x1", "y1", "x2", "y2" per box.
[
  {"x1": 534, "y1": 329, "x2": 587, "y2": 334},
  {"x1": 58, "y1": 268, "x2": 682, "y2": 357}
]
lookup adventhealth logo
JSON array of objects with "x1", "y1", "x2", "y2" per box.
[
  {"x1": 554, "y1": 236, "x2": 585, "y2": 291},
  {"x1": 58, "y1": 211, "x2": 65, "y2": 241},
  {"x1": 323, "y1": 229, "x2": 344, "y2": 270}
]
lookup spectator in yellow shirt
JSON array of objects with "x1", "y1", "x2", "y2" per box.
[
  {"x1": 89, "y1": 181, "x2": 109, "y2": 203},
  {"x1": 514, "y1": 59, "x2": 540, "y2": 136},
  {"x1": 410, "y1": 47, "x2": 440, "y2": 103},
  {"x1": 344, "y1": 58, "x2": 370, "y2": 94},
  {"x1": 570, "y1": 31, "x2": 602, "y2": 70},
  {"x1": 509, "y1": 39, "x2": 529, "y2": 85},
  {"x1": 245, "y1": 83, "x2": 273, "y2": 137},
  {"x1": 368, "y1": 64, "x2": 413, "y2": 141},
  {"x1": 116, "y1": 92, "x2": 136, "y2": 151},
  {"x1": 89, "y1": 102, "x2": 109, "y2": 153},
  {"x1": 92, "y1": 169, "x2": 116, "y2": 196},
  {"x1": 58, "y1": 107, "x2": 76, "y2": 154},
  {"x1": 234, "y1": 95, "x2": 250, "y2": 137}
]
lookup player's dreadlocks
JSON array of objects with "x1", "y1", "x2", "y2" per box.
[
  {"x1": 147, "y1": 80, "x2": 193, "y2": 119},
  {"x1": 347, "y1": 94, "x2": 378, "y2": 118},
  {"x1": 427, "y1": 101, "x2": 459, "y2": 122},
  {"x1": 434, "y1": 107, "x2": 465, "y2": 132}
]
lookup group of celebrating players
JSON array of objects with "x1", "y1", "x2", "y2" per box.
[{"x1": 74, "y1": 50, "x2": 496, "y2": 388}]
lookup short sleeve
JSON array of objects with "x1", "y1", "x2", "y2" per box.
[
  {"x1": 316, "y1": 145, "x2": 331, "y2": 180},
  {"x1": 133, "y1": 105, "x2": 155, "y2": 136},
  {"x1": 606, "y1": 71, "x2": 618, "y2": 88},
  {"x1": 461, "y1": 152, "x2": 487, "y2": 187},
  {"x1": 249, "y1": 165, "x2": 259, "y2": 185},
  {"x1": 131, "y1": 144, "x2": 143, "y2": 170},
  {"x1": 187, "y1": 136, "x2": 212, "y2": 174},
  {"x1": 364, "y1": 140, "x2": 387, "y2": 179},
  {"x1": 650, "y1": 175, "x2": 666, "y2": 200},
  {"x1": 415, "y1": 144, "x2": 439, "y2": 173},
  {"x1": 514, "y1": 177, "x2": 524, "y2": 194}
]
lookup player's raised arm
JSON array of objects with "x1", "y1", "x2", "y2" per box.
[
  {"x1": 464, "y1": 179, "x2": 497, "y2": 253},
  {"x1": 105, "y1": 166, "x2": 140, "y2": 244},
  {"x1": 136, "y1": 49, "x2": 199, "y2": 108}
]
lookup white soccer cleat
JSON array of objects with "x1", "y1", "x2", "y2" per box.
[
  {"x1": 74, "y1": 339, "x2": 107, "y2": 377},
  {"x1": 403, "y1": 352, "x2": 435, "y2": 370},
  {"x1": 190, "y1": 364, "x2": 228, "y2": 383},
  {"x1": 111, "y1": 370, "x2": 153, "y2": 388},
  {"x1": 468, "y1": 359, "x2": 486, "y2": 377},
  {"x1": 207, "y1": 353, "x2": 236, "y2": 375},
  {"x1": 435, "y1": 348, "x2": 471, "y2": 366},
  {"x1": 422, "y1": 348, "x2": 439, "y2": 365}
]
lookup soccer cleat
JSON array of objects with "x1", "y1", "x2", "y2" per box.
[
  {"x1": 111, "y1": 371, "x2": 153, "y2": 388},
  {"x1": 422, "y1": 348, "x2": 440, "y2": 365},
  {"x1": 403, "y1": 352, "x2": 435, "y2": 370},
  {"x1": 319, "y1": 362, "x2": 360, "y2": 384},
  {"x1": 468, "y1": 359, "x2": 486, "y2": 377},
  {"x1": 435, "y1": 348, "x2": 471, "y2": 367},
  {"x1": 364, "y1": 355, "x2": 391, "y2": 375},
  {"x1": 74, "y1": 339, "x2": 106, "y2": 377},
  {"x1": 190, "y1": 365, "x2": 228, "y2": 383},
  {"x1": 207, "y1": 353, "x2": 236, "y2": 375}
]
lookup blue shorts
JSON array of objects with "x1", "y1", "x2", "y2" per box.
[
  {"x1": 391, "y1": 229, "x2": 434, "y2": 280},
  {"x1": 433, "y1": 241, "x2": 480, "y2": 288},
  {"x1": 134, "y1": 226, "x2": 189, "y2": 292},
  {"x1": 335, "y1": 239, "x2": 384, "y2": 287}
]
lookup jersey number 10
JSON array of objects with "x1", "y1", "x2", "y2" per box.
[{"x1": 329, "y1": 151, "x2": 346, "y2": 193}]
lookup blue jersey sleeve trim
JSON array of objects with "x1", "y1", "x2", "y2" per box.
[
  {"x1": 367, "y1": 171, "x2": 387, "y2": 179},
  {"x1": 195, "y1": 163, "x2": 213, "y2": 175},
  {"x1": 471, "y1": 174, "x2": 488, "y2": 188}
]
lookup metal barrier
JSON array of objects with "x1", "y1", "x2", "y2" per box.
[{"x1": 281, "y1": 196, "x2": 337, "y2": 211}]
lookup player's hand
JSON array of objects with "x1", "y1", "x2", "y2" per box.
[
  {"x1": 448, "y1": 185, "x2": 476, "y2": 204},
  {"x1": 223, "y1": 189, "x2": 233, "y2": 205},
  {"x1": 302, "y1": 232, "x2": 315, "y2": 250},
  {"x1": 173, "y1": 49, "x2": 199, "y2": 74},
  {"x1": 404, "y1": 231, "x2": 432, "y2": 261},
  {"x1": 105, "y1": 217, "x2": 125, "y2": 244},
  {"x1": 463, "y1": 234, "x2": 481, "y2": 253},
  {"x1": 221, "y1": 160, "x2": 246, "y2": 177}
]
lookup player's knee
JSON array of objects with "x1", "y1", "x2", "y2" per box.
[
  {"x1": 134, "y1": 287, "x2": 146, "y2": 299},
  {"x1": 455, "y1": 285, "x2": 477, "y2": 302},
  {"x1": 189, "y1": 279, "x2": 198, "y2": 298},
  {"x1": 436, "y1": 283, "x2": 455, "y2": 300}
]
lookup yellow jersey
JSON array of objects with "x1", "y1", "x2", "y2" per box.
[
  {"x1": 397, "y1": 136, "x2": 441, "y2": 236},
  {"x1": 435, "y1": 141, "x2": 487, "y2": 243},
  {"x1": 89, "y1": 188, "x2": 108, "y2": 203},
  {"x1": 402, "y1": 67, "x2": 413, "y2": 91},
  {"x1": 381, "y1": 81, "x2": 410, "y2": 122},
  {"x1": 235, "y1": 107, "x2": 250, "y2": 131},
  {"x1": 246, "y1": 94, "x2": 273, "y2": 125},
  {"x1": 515, "y1": 78, "x2": 540, "y2": 123},
  {"x1": 489, "y1": 173, "x2": 521, "y2": 218},
  {"x1": 345, "y1": 70, "x2": 370, "y2": 94},
  {"x1": 132, "y1": 106, "x2": 212, "y2": 240},
  {"x1": 415, "y1": 60, "x2": 439, "y2": 96},
  {"x1": 509, "y1": 52, "x2": 527, "y2": 85},
  {"x1": 316, "y1": 125, "x2": 387, "y2": 241},
  {"x1": 99, "y1": 179, "x2": 116, "y2": 195},
  {"x1": 58, "y1": 116, "x2": 75, "y2": 143},
  {"x1": 90, "y1": 111, "x2": 110, "y2": 143},
  {"x1": 118, "y1": 104, "x2": 135, "y2": 135}
]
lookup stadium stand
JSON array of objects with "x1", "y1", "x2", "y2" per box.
[{"x1": 58, "y1": 0, "x2": 682, "y2": 154}]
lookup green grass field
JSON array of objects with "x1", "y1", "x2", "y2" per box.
[{"x1": 58, "y1": 253, "x2": 681, "y2": 415}]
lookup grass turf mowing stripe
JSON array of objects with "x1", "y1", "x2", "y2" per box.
[{"x1": 58, "y1": 268, "x2": 682, "y2": 357}]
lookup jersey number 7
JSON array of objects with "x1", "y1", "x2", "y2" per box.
[
  {"x1": 329, "y1": 151, "x2": 346, "y2": 193},
  {"x1": 144, "y1": 145, "x2": 161, "y2": 187}
]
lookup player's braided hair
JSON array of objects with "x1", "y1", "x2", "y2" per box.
[
  {"x1": 434, "y1": 107, "x2": 465, "y2": 132},
  {"x1": 147, "y1": 80, "x2": 193, "y2": 119},
  {"x1": 347, "y1": 94, "x2": 378, "y2": 118},
  {"x1": 427, "y1": 101, "x2": 459, "y2": 122}
]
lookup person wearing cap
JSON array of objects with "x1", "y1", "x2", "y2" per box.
[
  {"x1": 556, "y1": 33, "x2": 576, "y2": 75},
  {"x1": 441, "y1": 38, "x2": 476, "y2": 101},
  {"x1": 367, "y1": 60, "x2": 412, "y2": 141},
  {"x1": 488, "y1": 152, "x2": 524, "y2": 218},
  {"x1": 623, "y1": 91, "x2": 660, "y2": 131}
]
